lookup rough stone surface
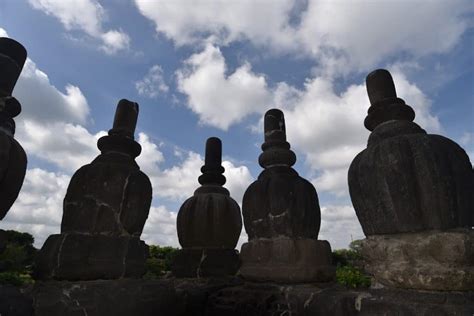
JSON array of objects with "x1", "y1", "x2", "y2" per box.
[
  {"x1": 35, "y1": 234, "x2": 148, "y2": 281},
  {"x1": 33, "y1": 279, "x2": 181, "y2": 316},
  {"x1": 0, "y1": 285, "x2": 33, "y2": 316},
  {"x1": 0, "y1": 37, "x2": 27, "y2": 220},
  {"x1": 35, "y1": 100, "x2": 152, "y2": 280},
  {"x1": 361, "y1": 229, "x2": 474, "y2": 291},
  {"x1": 241, "y1": 109, "x2": 329, "y2": 283},
  {"x1": 172, "y1": 248, "x2": 240, "y2": 278},
  {"x1": 243, "y1": 110, "x2": 320, "y2": 239},
  {"x1": 173, "y1": 137, "x2": 242, "y2": 277},
  {"x1": 349, "y1": 69, "x2": 473, "y2": 235},
  {"x1": 207, "y1": 283, "x2": 474, "y2": 316},
  {"x1": 239, "y1": 238, "x2": 335, "y2": 283}
]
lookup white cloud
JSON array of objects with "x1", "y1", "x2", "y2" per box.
[
  {"x1": 135, "y1": 0, "x2": 471, "y2": 74},
  {"x1": 142, "y1": 205, "x2": 179, "y2": 247},
  {"x1": 134, "y1": 0, "x2": 296, "y2": 48},
  {"x1": 177, "y1": 44, "x2": 271, "y2": 130},
  {"x1": 0, "y1": 27, "x2": 8, "y2": 37},
  {"x1": 319, "y1": 205, "x2": 364, "y2": 250},
  {"x1": 135, "y1": 65, "x2": 169, "y2": 98},
  {"x1": 29, "y1": 0, "x2": 130, "y2": 54},
  {"x1": 15, "y1": 59, "x2": 90, "y2": 125},
  {"x1": 1, "y1": 168, "x2": 69, "y2": 248},
  {"x1": 16, "y1": 120, "x2": 105, "y2": 173}
]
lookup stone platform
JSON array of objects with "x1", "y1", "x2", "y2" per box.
[
  {"x1": 240, "y1": 238, "x2": 335, "y2": 283},
  {"x1": 361, "y1": 229, "x2": 474, "y2": 291},
  {"x1": 172, "y1": 248, "x2": 240, "y2": 278},
  {"x1": 6, "y1": 278, "x2": 474, "y2": 316},
  {"x1": 35, "y1": 233, "x2": 148, "y2": 281}
]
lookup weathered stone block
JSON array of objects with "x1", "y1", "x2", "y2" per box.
[
  {"x1": 172, "y1": 248, "x2": 240, "y2": 278},
  {"x1": 361, "y1": 229, "x2": 474, "y2": 290},
  {"x1": 239, "y1": 238, "x2": 335, "y2": 283},
  {"x1": 33, "y1": 279, "x2": 181, "y2": 316},
  {"x1": 35, "y1": 234, "x2": 148, "y2": 281}
]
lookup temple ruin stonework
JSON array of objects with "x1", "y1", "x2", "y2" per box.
[{"x1": 0, "y1": 37, "x2": 473, "y2": 316}]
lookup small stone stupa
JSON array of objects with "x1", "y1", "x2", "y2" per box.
[
  {"x1": 35, "y1": 99, "x2": 152, "y2": 281},
  {"x1": 0, "y1": 37, "x2": 27, "y2": 221},
  {"x1": 240, "y1": 109, "x2": 334, "y2": 283},
  {"x1": 348, "y1": 69, "x2": 474, "y2": 290},
  {"x1": 172, "y1": 137, "x2": 242, "y2": 277}
]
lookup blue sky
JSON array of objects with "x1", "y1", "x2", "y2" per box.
[{"x1": 0, "y1": 0, "x2": 473, "y2": 249}]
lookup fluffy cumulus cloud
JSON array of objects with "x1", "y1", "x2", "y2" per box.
[
  {"x1": 29, "y1": 0, "x2": 130, "y2": 54},
  {"x1": 2, "y1": 169, "x2": 70, "y2": 247},
  {"x1": 177, "y1": 44, "x2": 270, "y2": 130},
  {"x1": 134, "y1": 0, "x2": 296, "y2": 48},
  {"x1": 15, "y1": 59, "x2": 89, "y2": 125},
  {"x1": 319, "y1": 205, "x2": 364, "y2": 249},
  {"x1": 135, "y1": 0, "x2": 471, "y2": 74},
  {"x1": 135, "y1": 65, "x2": 169, "y2": 98}
]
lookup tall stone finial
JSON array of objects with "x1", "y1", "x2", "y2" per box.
[
  {"x1": 258, "y1": 109, "x2": 296, "y2": 169},
  {"x1": 240, "y1": 108, "x2": 334, "y2": 283},
  {"x1": 172, "y1": 137, "x2": 242, "y2": 277},
  {"x1": 0, "y1": 37, "x2": 27, "y2": 221},
  {"x1": 364, "y1": 69, "x2": 415, "y2": 131},
  {"x1": 198, "y1": 137, "x2": 226, "y2": 186},
  {"x1": 35, "y1": 99, "x2": 152, "y2": 281},
  {"x1": 348, "y1": 68, "x2": 473, "y2": 291}
]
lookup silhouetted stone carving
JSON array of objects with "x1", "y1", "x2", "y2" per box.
[
  {"x1": 349, "y1": 69, "x2": 474, "y2": 291},
  {"x1": 172, "y1": 137, "x2": 242, "y2": 277},
  {"x1": 0, "y1": 37, "x2": 27, "y2": 220},
  {"x1": 240, "y1": 109, "x2": 334, "y2": 283},
  {"x1": 349, "y1": 69, "x2": 473, "y2": 235},
  {"x1": 35, "y1": 99, "x2": 152, "y2": 280}
]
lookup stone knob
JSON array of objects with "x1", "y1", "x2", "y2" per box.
[
  {"x1": 366, "y1": 69, "x2": 397, "y2": 106},
  {"x1": 110, "y1": 99, "x2": 139, "y2": 139}
]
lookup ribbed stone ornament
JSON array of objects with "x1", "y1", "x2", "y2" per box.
[
  {"x1": 348, "y1": 69, "x2": 474, "y2": 290},
  {"x1": 0, "y1": 37, "x2": 27, "y2": 221},
  {"x1": 240, "y1": 109, "x2": 334, "y2": 283},
  {"x1": 349, "y1": 69, "x2": 473, "y2": 236},
  {"x1": 172, "y1": 137, "x2": 242, "y2": 277},
  {"x1": 35, "y1": 99, "x2": 152, "y2": 281}
]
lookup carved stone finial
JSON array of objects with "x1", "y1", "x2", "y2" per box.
[
  {"x1": 348, "y1": 68, "x2": 474, "y2": 291},
  {"x1": 35, "y1": 99, "x2": 152, "y2": 281},
  {"x1": 0, "y1": 37, "x2": 27, "y2": 221},
  {"x1": 258, "y1": 109, "x2": 296, "y2": 168},
  {"x1": 173, "y1": 137, "x2": 242, "y2": 277},
  {"x1": 198, "y1": 137, "x2": 225, "y2": 186},
  {"x1": 240, "y1": 108, "x2": 334, "y2": 283},
  {"x1": 109, "y1": 99, "x2": 139, "y2": 139},
  {"x1": 97, "y1": 99, "x2": 141, "y2": 158},
  {"x1": 364, "y1": 69, "x2": 415, "y2": 131}
]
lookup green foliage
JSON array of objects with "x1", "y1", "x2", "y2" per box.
[
  {"x1": 0, "y1": 230, "x2": 37, "y2": 286},
  {"x1": 333, "y1": 239, "x2": 370, "y2": 288},
  {"x1": 336, "y1": 266, "x2": 371, "y2": 288},
  {"x1": 0, "y1": 271, "x2": 34, "y2": 286},
  {"x1": 332, "y1": 249, "x2": 362, "y2": 267},
  {"x1": 143, "y1": 245, "x2": 179, "y2": 279}
]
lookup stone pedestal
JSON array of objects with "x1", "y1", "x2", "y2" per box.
[
  {"x1": 35, "y1": 234, "x2": 148, "y2": 281},
  {"x1": 361, "y1": 229, "x2": 474, "y2": 291},
  {"x1": 172, "y1": 137, "x2": 242, "y2": 278},
  {"x1": 172, "y1": 248, "x2": 240, "y2": 278},
  {"x1": 240, "y1": 238, "x2": 334, "y2": 283},
  {"x1": 35, "y1": 99, "x2": 152, "y2": 281},
  {"x1": 240, "y1": 109, "x2": 334, "y2": 283}
]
